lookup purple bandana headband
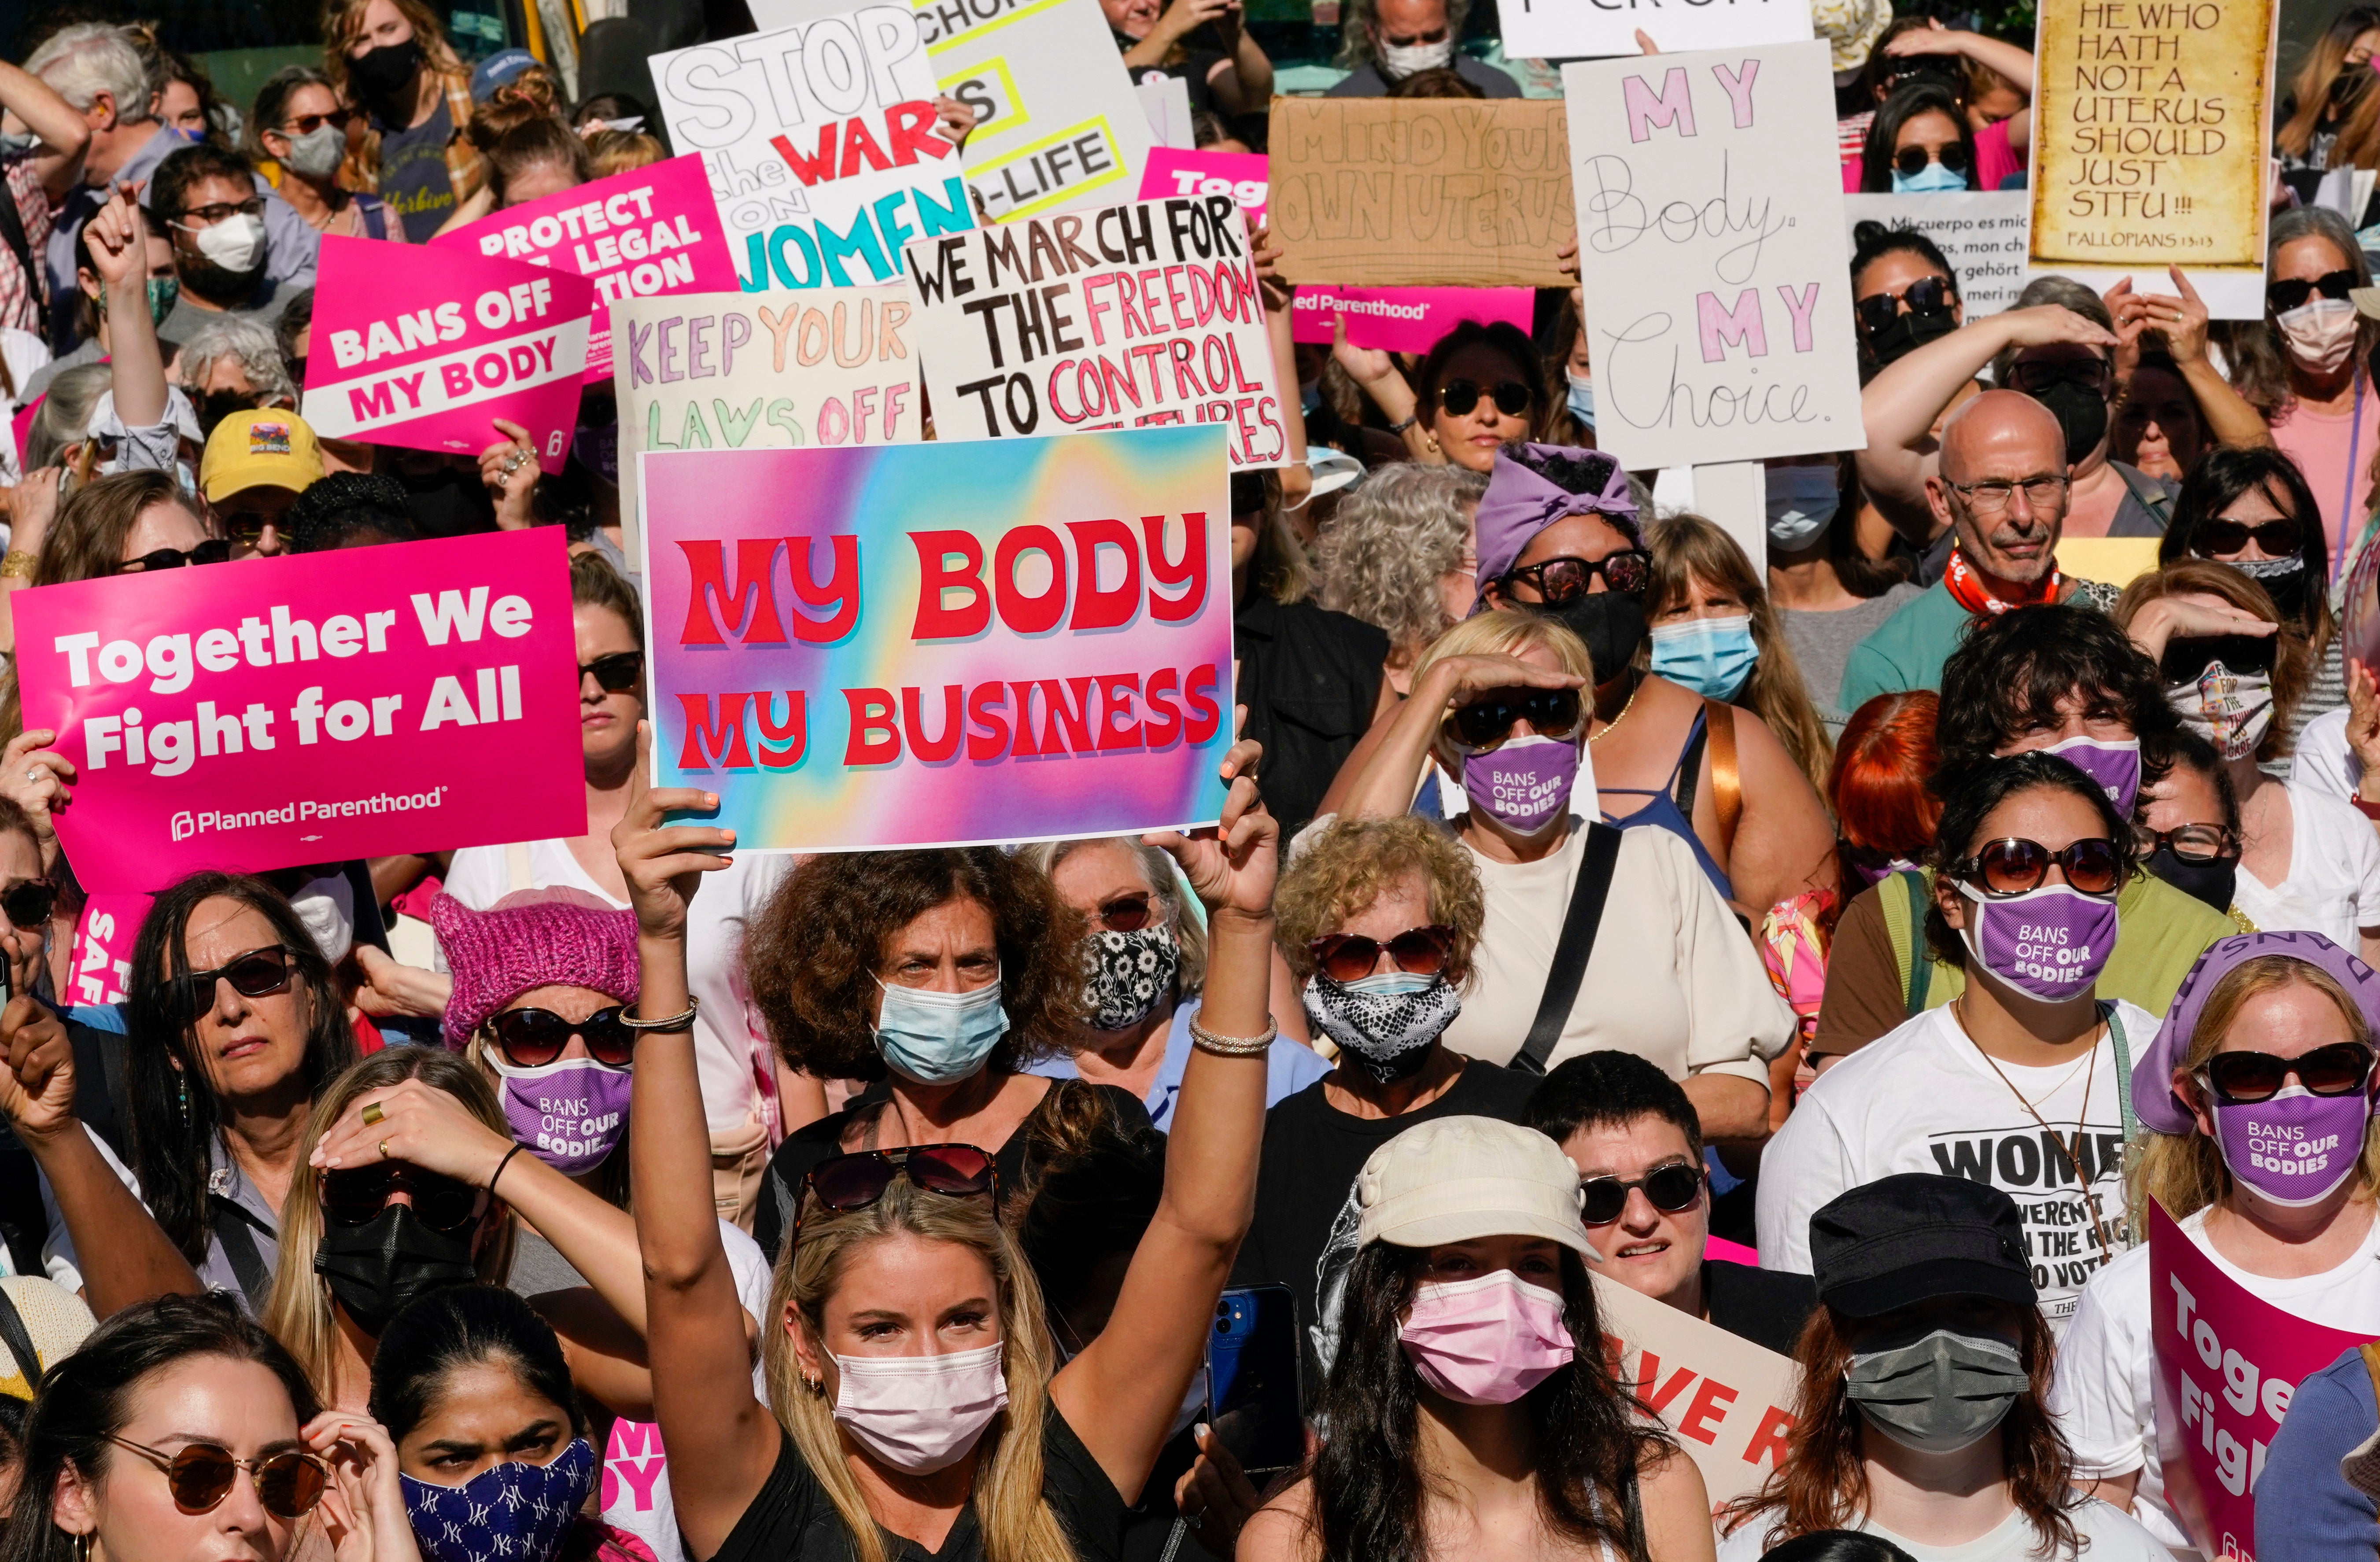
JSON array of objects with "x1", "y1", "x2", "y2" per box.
[
  {"x1": 2133, "y1": 931, "x2": 2380, "y2": 1133},
  {"x1": 1471, "y1": 444, "x2": 1639, "y2": 612}
]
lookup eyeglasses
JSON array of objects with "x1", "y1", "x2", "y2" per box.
[
  {"x1": 320, "y1": 1163, "x2": 485, "y2": 1234},
  {"x1": 1306, "y1": 924, "x2": 1457, "y2": 984},
  {"x1": 2135, "y1": 823, "x2": 2240, "y2": 862},
  {"x1": 1943, "y1": 474, "x2": 2071, "y2": 514},
  {"x1": 2159, "y1": 633, "x2": 2277, "y2": 684},
  {"x1": 1952, "y1": 836, "x2": 2125, "y2": 898},
  {"x1": 106, "y1": 1437, "x2": 328, "y2": 1519},
  {"x1": 1501, "y1": 550, "x2": 1653, "y2": 604},
  {"x1": 486, "y1": 1005, "x2": 635, "y2": 1068},
  {"x1": 579, "y1": 651, "x2": 643, "y2": 693},
  {"x1": 801, "y1": 1145, "x2": 998, "y2": 1232},
  {"x1": 280, "y1": 109, "x2": 354, "y2": 136},
  {"x1": 0, "y1": 879, "x2": 55, "y2": 928},
  {"x1": 2268, "y1": 269, "x2": 2359, "y2": 312},
  {"x1": 1893, "y1": 142, "x2": 1971, "y2": 179},
  {"x1": 173, "y1": 198, "x2": 266, "y2": 229},
  {"x1": 119, "y1": 538, "x2": 233, "y2": 574},
  {"x1": 166, "y1": 945, "x2": 295, "y2": 1025},
  {"x1": 2004, "y1": 358, "x2": 2113, "y2": 397},
  {"x1": 1854, "y1": 275, "x2": 1957, "y2": 336},
  {"x1": 2192, "y1": 516, "x2": 2305, "y2": 559},
  {"x1": 1579, "y1": 1163, "x2": 1705, "y2": 1226},
  {"x1": 1447, "y1": 685, "x2": 1583, "y2": 748},
  {"x1": 1438, "y1": 379, "x2": 1533, "y2": 419},
  {"x1": 1089, "y1": 892, "x2": 1157, "y2": 933},
  {"x1": 2200, "y1": 1041, "x2": 2376, "y2": 1104}
]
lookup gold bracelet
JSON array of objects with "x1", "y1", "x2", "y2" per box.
[
  {"x1": 620, "y1": 995, "x2": 699, "y2": 1032},
  {"x1": 1188, "y1": 1012, "x2": 1277, "y2": 1057},
  {"x1": 0, "y1": 551, "x2": 35, "y2": 579}
]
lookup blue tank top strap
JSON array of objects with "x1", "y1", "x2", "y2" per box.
[{"x1": 1598, "y1": 708, "x2": 1734, "y2": 900}]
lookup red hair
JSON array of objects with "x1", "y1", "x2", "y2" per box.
[{"x1": 1829, "y1": 691, "x2": 1941, "y2": 858}]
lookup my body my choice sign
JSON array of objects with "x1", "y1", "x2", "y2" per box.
[{"x1": 13, "y1": 531, "x2": 585, "y2": 892}]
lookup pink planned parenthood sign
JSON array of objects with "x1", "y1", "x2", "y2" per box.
[
  {"x1": 1288, "y1": 284, "x2": 1535, "y2": 355},
  {"x1": 12, "y1": 531, "x2": 586, "y2": 892},
  {"x1": 432, "y1": 154, "x2": 740, "y2": 383},
  {"x1": 303, "y1": 236, "x2": 594, "y2": 470}
]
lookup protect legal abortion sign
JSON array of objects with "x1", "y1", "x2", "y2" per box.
[
  {"x1": 303, "y1": 236, "x2": 594, "y2": 470},
  {"x1": 12, "y1": 531, "x2": 585, "y2": 892},
  {"x1": 639, "y1": 426, "x2": 1232, "y2": 851}
]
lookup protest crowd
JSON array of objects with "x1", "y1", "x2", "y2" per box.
[{"x1": 8, "y1": 0, "x2": 2380, "y2": 1561}]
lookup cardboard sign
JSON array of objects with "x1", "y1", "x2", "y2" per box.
[
  {"x1": 13, "y1": 532, "x2": 585, "y2": 892},
  {"x1": 612, "y1": 286, "x2": 923, "y2": 548},
  {"x1": 652, "y1": 6, "x2": 975, "y2": 295},
  {"x1": 1268, "y1": 98, "x2": 1574, "y2": 288},
  {"x1": 924, "y1": 0, "x2": 1157, "y2": 223},
  {"x1": 1500, "y1": 0, "x2": 1812, "y2": 66},
  {"x1": 303, "y1": 236, "x2": 594, "y2": 469},
  {"x1": 1140, "y1": 147, "x2": 1269, "y2": 228},
  {"x1": 1840, "y1": 191, "x2": 2031, "y2": 316},
  {"x1": 65, "y1": 894, "x2": 147, "y2": 1007},
  {"x1": 1562, "y1": 42, "x2": 1865, "y2": 471},
  {"x1": 1289, "y1": 284, "x2": 1535, "y2": 354},
  {"x1": 1591, "y1": 1271, "x2": 1801, "y2": 1507},
  {"x1": 2149, "y1": 1198, "x2": 2376, "y2": 1557},
  {"x1": 432, "y1": 155, "x2": 742, "y2": 383},
  {"x1": 2027, "y1": 0, "x2": 2277, "y2": 317},
  {"x1": 638, "y1": 427, "x2": 1232, "y2": 851},
  {"x1": 904, "y1": 195, "x2": 1288, "y2": 468}
]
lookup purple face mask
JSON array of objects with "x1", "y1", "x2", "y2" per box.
[
  {"x1": 2042, "y1": 735, "x2": 2141, "y2": 820},
  {"x1": 496, "y1": 1058, "x2": 633, "y2": 1175},
  {"x1": 1462, "y1": 735, "x2": 1578, "y2": 837},
  {"x1": 1957, "y1": 882, "x2": 2119, "y2": 1002},
  {"x1": 2208, "y1": 1083, "x2": 2373, "y2": 1206}
]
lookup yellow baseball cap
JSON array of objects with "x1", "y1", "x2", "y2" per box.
[{"x1": 201, "y1": 409, "x2": 324, "y2": 504}]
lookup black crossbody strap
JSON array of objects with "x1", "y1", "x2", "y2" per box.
[
  {"x1": 0, "y1": 1285, "x2": 40, "y2": 1391},
  {"x1": 209, "y1": 1195, "x2": 274, "y2": 1308},
  {"x1": 1514, "y1": 824, "x2": 1623, "y2": 1076}
]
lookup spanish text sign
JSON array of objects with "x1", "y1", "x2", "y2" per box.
[
  {"x1": 2028, "y1": 0, "x2": 2276, "y2": 317},
  {"x1": 1840, "y1": 192, "x2": 2031, "y2": 315},
  {"x1": 12, "y1": 532, "x2": 586, "y2": 892},
  {"x1": 1562, "y1": 42, "x2": 1865, "y2": 470},
  {"x1": 639, "y1": 428, "x2": 1232, "y2": 851},
  {"x1": 1591, "y1": 1272, "x2": 1801, "y2": 1506},
  {"x1": 903, "y1": 195, "x2": 1288, "y2": 468},
  {"x1": 302, "y1": 236, "x2": 594, "y2": 469},
  {"x1": 2150, "y1": 1198, "x2": 2376, "y2": 1557}
]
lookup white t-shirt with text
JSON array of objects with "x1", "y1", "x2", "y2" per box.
[
  {"x1": 1716, "y1": 1497, "x2": 2169, "y2": 1562},
  {"x1": 2229, "y1": 781, "x2": 2380, "y2": 945}
]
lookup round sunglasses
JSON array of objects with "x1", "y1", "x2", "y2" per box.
[
  {"x1": 1893, "y1": 141, "x2": 1971, "y2": 179},
  {"x1": 107, "y1": 1436, "x2": 328, "y2": 1519},
  {"x1": 579, "y1": 651, "x2": 643, "y2": 694},
  {"x1": 320, "y1": 1162, "x2": 485, "y2": 1234},
  {"x1": 2199, "y1": 1041, "x2": 2376, "y2": 1105},
  {"x1": 1307, "y1": 925, "x2": 1456, "y2": 985},
  {"x1": 1438, "y1": 378, "x2": 1533, "y2": 419},
  {"x1": 1951, "y1": 837, "x2": 2124, "y2": 898},
  {"x1": 1447, "y1": 685, "x2": 1583, "y2": 749},
  {"x1": 486, "y1": 1004, "x2": 635, "y2": 1068},
  {"x1": 2135, "y1": 824, "x2": 2239, "y2": 864},
  {"x1": 1580, "y1": 1162, "x2": 1705, "y2": 1226},
  {"x1": 167, "y1": 946, "x2": 295, "y2": 1026},
  {"x1": 1501, "y1": 551, "x2": 1653, "y2": 604},
  {"x1": 2192, "y1": 516, "x2": 2305, "y2": 559}
]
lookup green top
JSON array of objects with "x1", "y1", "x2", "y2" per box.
[{"x1": 1837, "y1": 578, "x2": 1969, "y2": 714}]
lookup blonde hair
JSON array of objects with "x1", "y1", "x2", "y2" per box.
[
  {"x1": 2130, "y1": 956, "x2": 2380, "y2": 1224},
  {"x1": 763, "y1": 1181, "x2": 1078, "y2": 1562},
  {"x1": 1274, "y1": 815, "x2": 1485, "y2": 987},
  {"x1": 1410, "y1": 609, "x2": 1594, "y2": 773},
  {"x1": 1012, "y1": 837, "x2": 1208, "y2": 994},
  {"x1": 586, "y1": 129, "x2": 667, "y2": 178},
  {"x1": 260, "y1": 1049, "x2": 518, "y2": 1405}
]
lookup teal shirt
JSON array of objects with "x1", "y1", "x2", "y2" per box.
[{"x1": 1837, "y1": 578, "x2": 1970, "y2": 714}]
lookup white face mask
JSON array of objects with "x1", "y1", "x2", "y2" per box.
[
  {"x1": 830, "y1": 1341, "x2": 1010, "y2": 1473},
  {"x1": 1378, "y1": 35, "x2": 1454, "y2": 76},
  {"x1": 187, "y1": 212, "x2": 266, "y2": 274},
  {"x1": 2277, "y1": 297, "x2": 2360, "y2": 375}
]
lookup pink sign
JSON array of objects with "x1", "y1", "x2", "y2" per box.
[
  {"x1": 2150, "y1": 1198, "x2": 2377, "y2": 1557},
  {"x1": 432, "y1": 155, "x2": 739, "y2": 384},
  {"x1": 13, "y1": 531, "x2": 585, "y2": 893},
  {"x1": 1288, "y1": 283, "x2": 1536, "y2": 355},
  {"x1": 64, "y1": 893, "x2": 147, "y2": 1007},
  {"x1": 302, "y1": 236, "x2": 594, "y2": 472},
  {"x1": 1138, "y1": 148, "x2": 1269, "y2": 230}
]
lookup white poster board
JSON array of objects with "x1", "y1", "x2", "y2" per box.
[
  {"x1": 1590, "y1": 1272, "x2": 1802, "y2": 1507},
  {"x1": 1501, "y1": 0, "x2": 1811, "y2": 64},
  {"x1": 651, "y1": 6, "x2": 973, "y2": 294},
  {"x1": 1840, "y1": 192, "x2": 2031, "y2": 317},
  {"x1": 925, "y1": 0, "x2": 1157, "y2": 223},
  {"x1": 1137, "y1": 74, "x2": 1195, "y2": 149},
  {"x1": 1562, "y1": 41, "x2": 1864, "y2": 472}
]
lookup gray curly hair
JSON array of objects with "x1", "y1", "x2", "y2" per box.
[
  {"x1": 1315, "y1": 464, "x2": 1487, "y2": 660},
  {"x1": 174, "y1": 314, "x2": 298, "y2": 408}
]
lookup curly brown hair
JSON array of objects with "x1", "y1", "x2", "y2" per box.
[
  {"x1": 745, "y1": 848, "x2": 1086, "y2": 1079},
  {"x1": 1275, "y1": 817, "x2": 1484, "y2": 989}
]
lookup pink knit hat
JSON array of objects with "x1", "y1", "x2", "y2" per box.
[{"x1": 430, "y1": 889, "x2": 641, "y2": 1048}]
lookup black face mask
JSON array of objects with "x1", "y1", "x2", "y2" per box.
[
  {"x1": 2027, "y1": 381, "x2": 2110, "y2": 466},
  {"x1": 351, "y1": 37, "x2": 424, "y2": 102},
  {"x1": 1526, "y1": 591, "x2": 1646, "y2": 685},
  {"x1": 312, "y1": 1204, "x2": 477, "y2": 1337},
  {"x1": 399, "y1": 463, "x2": 496, "y2": 537},
  {"x1": 1865, "y1": 309, "x2": 1959, "y2": 370},
  {"x1": 2334, "y1": 66, "x2": 2375, "y2": 106},
  {"x1": 2144, "y1": 846, "x2": 2237, "y2": 915}
]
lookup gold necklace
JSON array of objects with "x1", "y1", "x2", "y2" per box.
[
  {"x1": 1953, "y1": 996, "x2": 2118, "y2": 1266},
  {"x1": 1589, "y1": 672, "x2": 1643, "y2": 745}
]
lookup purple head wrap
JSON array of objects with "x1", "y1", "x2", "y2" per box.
[
  {"x1": 1471, "y1": 443, "x2": 1639, "y2": 613},
  {"x1": 2132, "y1": 931, "x2": 2380, "y2": 1133}
]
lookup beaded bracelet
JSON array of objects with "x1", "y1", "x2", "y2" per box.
[{"x1": 1188, "y1": 1013, "x2": 1278, "y2": 1057}]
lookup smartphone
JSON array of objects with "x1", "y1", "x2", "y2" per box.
[{"x1": 1205, "y1": 1284, "x2": 1302, "y2": 1481}]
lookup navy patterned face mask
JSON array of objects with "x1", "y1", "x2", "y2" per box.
[{"x1": 400, "y1": 1437, "x2": 595, "y2": 1562}]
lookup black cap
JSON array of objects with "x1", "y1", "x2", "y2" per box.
[{"x1": 1808, "y1": 1173, "x2": 2036, "y2": 1319}]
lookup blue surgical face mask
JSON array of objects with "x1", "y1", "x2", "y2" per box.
[
  {"x1": 1766, "y1": 464, "x2": 1840, "y2": 551},
  {"x1": 1892, "y1": 159, "x2": 1968, "y2": 194},
  {"x1": 1649, "y1": 614, "x2": 1758, "y2": 701},
  {"x1": 871, "y1": 974, "x2": 1010, "y2": 1086},
  {"x1": 1566, "y1": 372, "x2": 1595, "y2": 431}
]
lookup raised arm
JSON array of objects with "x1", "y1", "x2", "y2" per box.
[
  {"x1": 1882, "y1": 20, "x2": 2034, "y2": 104},
  {"x1": 84, "y1": 184, "x2": 165, "y2": 431},
  {"x1": 1051, "y1": 732, "x2": 1274, "y2": 1501},
  {"x1": 0, "y1": 59, "x2": 89, "y2": 196},
  {"x1": 1338, "y1": 654, "x2": 1582, "y2": 824},
  {"x1": 2143, "y1": 266, "x2": 2274, "y2": 454}
]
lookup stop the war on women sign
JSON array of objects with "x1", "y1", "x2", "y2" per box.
[{"x1": 12, "y1": 530, "x2": 585, "y2": 892}]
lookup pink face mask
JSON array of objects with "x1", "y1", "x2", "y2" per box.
[
  {"x1": 1398, "y1": 1270, "x2": 1576, "y2": 1405},
  {"x1": 831, "y1": 1341, "x2": 1010, "y2": 1473}
]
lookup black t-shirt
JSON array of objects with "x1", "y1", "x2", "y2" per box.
[
  {"x1": 1227, "y1": 1060, "x2": 1537, "y2": 1400},
  {"x1": 1701, "y1": 1259, "x2": 1818, "y2": 1358},
  {"x1": 713, "y1": 1408, "x2": 1128, "y2": 1562},
  {"x1": 752, "y1": 1079, "x2": 1154, "y2": 1264}
]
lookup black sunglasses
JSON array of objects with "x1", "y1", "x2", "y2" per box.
[
  {"x1": 107, "y1": 1437, "x2": 328, "y2": 1519},
  {"x1": 1439, "y1": 378, "x2": 1533, "y2": 418},
  {"x1": 167, "y1": 945, "x2": 295, "y2": 1025},
  {"x1": 1502, "y1": 550, "x2": 1653, "y2": 604},
  {"x1": 579, "y1": 651, "x2": 643, "y2": 694},
  {"x1": 2269, "y1": 269, "x2": 2359, "y2": 312},
  {"x1": 319, "y1": 1162, "x2": 484, "y2": 1233},
  {"x1": 1580, "y1": 1163, "x2": 1705, "y2": 1226},
  {"x1": 2160, "y1": 633, "x2": 2277, "y2": 684},
  {"x1": 1952, "y1": 837, "x2": 2125, "y2": 898},
  {"x1": 1893, "y1": 141, "x2": 1971, "y2": 179},
  {"x1": 0, "y1": 879, "x2": 55, "y2": 928},
  {"x1": 1448, "y1": 685, "x2": 1583, "y2": 748},
  {"x1": 486, "y1": 1005, "x2": 634, "y2": 1068},
  {"x1": 1855, "y1": 275, "x2": 1957, "y2": 336},
  {"x1": 1307, "y1": 924, "x2": 1456, "y2": 984},
  {"x1": 119, "y1": 538, "x2": 233, "y2": 574},
  {"x1": 2200, "y1": 1040, "x2": 2376, "y2": 1105},
  {"x1": 2192, "y1": 516, "x2": 2305, "y2": 559}
]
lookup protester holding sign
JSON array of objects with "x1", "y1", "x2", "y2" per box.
[{"x1": 1332, "y1": 319, "x2": 1556, "y2": 475}]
